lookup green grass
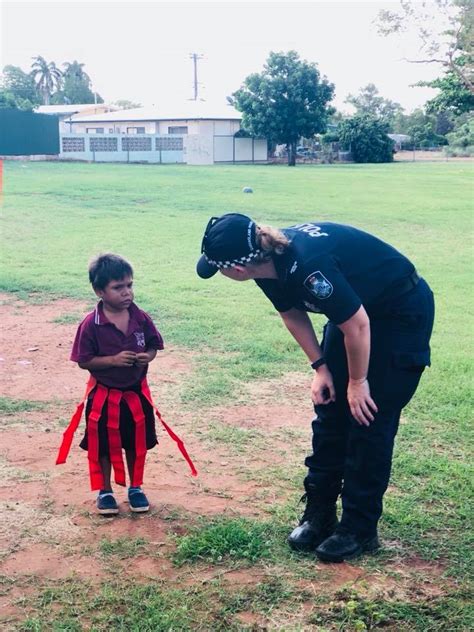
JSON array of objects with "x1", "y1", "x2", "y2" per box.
[
  {"x1": 1, "y1": 161, "x2": 473, "y2": 628},
  {"x1": 173, "y1": 516, "x2": 278, "y2": 565},
  {"x1": 1, "y1": 161, "x2": 472, "y2": 416},
  {"x1": 206, "y1": 421, "x2": 264, "y2": 454},
  {"x1": 15, "y1": 576, "x2": 473, "y2": 631},
  {"x1": 51, "y1": 313, "x2": 85, "y2": 325},
  {"x1": 0, "y1": 397, "x2": 47, "y2": 415},
  {"x1": 98, "y1": 537, "x2": 148, "y2": 559}
]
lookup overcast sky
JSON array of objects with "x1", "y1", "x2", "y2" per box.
[{"x1": 2, "y1": 1, "x2": 444, "y2": 113}]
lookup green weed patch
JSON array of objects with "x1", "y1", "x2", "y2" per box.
[{"x1": 173, "y1": 516, "x2": 277, "y2": 565}]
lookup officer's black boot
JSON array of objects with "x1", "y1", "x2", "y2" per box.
[
  {"x1": 287, "y1": 482, "x2": 338, "y2": 552},
  {"x1": 315, "y1": 527, "x2": 380, "y2": 563}
]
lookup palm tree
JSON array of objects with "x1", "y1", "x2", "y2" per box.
[
  {"x1": 30, "y1": 56, "x2": 62, "y2": 105},
  {"x1": 62, "y1": 60, "x2": 91, "y2": 84}
]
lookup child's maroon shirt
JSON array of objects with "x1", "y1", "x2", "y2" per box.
[{"x1": 71, "y1": 301, "x2": 164, "y2": 388}]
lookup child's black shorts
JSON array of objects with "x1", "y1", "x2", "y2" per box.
[{"x1": 80, "y1": 383, "x2": 158, "y2": 457}]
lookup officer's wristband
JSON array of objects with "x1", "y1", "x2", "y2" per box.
[{"x1": 311, "y1": 357, "x2": 327, "y2": 371}]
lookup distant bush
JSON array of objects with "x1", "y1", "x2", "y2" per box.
[
  {"x1": 445, "y1": 145, "x2": 474, "y2": 157},
  {"x1": 446, "y1": 116, "x2": 474, "y2": 152},
  {"x1": 338, "y1": 115, "x2": 394, "y2": 163}
]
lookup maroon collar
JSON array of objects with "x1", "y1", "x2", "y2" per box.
[{"x1": 94, "y1": 301, "x2": 145, "y2": 326}]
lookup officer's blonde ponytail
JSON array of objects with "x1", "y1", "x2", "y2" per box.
[{"x1": 257, "y1": 224, "x2": 290, "y2": 255}]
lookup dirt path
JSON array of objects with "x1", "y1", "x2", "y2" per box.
[{"x1": 0, "y1": 295, "x2": 451, "y2": 627}]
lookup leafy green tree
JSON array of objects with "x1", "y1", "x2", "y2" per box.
[
  {"x1": 378, "y1": 1, "x2": 473, "y2": 94},
  {"x1": 55, "y1": 60, "x2": 102, "y2": 104},
  {"x1": 30, "y1": 56, "x2": 62, "y2": 105},
  {"x1": 1, "y1": 65, "x2": 39, "y2": 108},
  {"x1": 395, "y1": 109, "x2": 448, "y2": 147},
  {"x1": 338, "y1": 115, "x2": 394, "y2": 163},
  {"x1": 345, "y1": 84, "x2": 404, "y2": 128},
  {"x1": 231, "y1": 50, "x2": 335, "y2": 165},
  {"x1": 435, "y1": 110, "x2": 455, "y2": 135},
  {"x1": 446, "y1": 113, "x2": 474, "y2": 153},
  {"x1": 0, "y1": 89, "x2": 20, "y2": 109},
  {"x1": 421, "y1": 67, "x2": 474, "y2": 114}
]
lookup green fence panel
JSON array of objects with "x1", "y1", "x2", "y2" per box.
[{"x1": 0, "y1": 109, "x2": 59, "y2": 155}]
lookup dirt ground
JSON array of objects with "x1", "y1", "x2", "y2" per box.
[{"x1": 0, "y1": 294, "x2": 452, "y2": 628}]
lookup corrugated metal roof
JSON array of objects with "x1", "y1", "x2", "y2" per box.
[{"x1": 68, "y1": 102, "x2": 242, "y2": 123}]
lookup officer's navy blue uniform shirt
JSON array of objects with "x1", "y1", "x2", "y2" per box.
[{"x1": 256, "y1": 222, "x2": 415, "y2": 324}]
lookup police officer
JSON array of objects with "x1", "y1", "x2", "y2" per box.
[{"x1": 196, "y1": 213, "x2": 434, "y2": 562}]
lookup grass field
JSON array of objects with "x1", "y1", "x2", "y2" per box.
[{"x1": 1, "y1": 160, "x2": 473, "y2": 630}]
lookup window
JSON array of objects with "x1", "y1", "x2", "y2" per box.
[
  {"x1": 168, "y1": 126, "x2": 188, "y2": 135},
  {"x1": 86, "y1": 127, "x2": 104, "y2": 134},
  {"x1": 126, "y1": 126, "x2": 146, "y2": 134},
  {"x1": 109, "y1": 128, "x2": 114, "y2": 133}
]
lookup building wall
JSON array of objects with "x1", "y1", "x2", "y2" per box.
[
  {"x1": 185, "y1": 134, "x2": 214, "y2": 165},
  {"x1": 70, "y1": 120, "x2": 156, "y2": 134},
  {"x1": 70, "y1": 118, "x2": 242, "y2": 136},
  {"x1": 59, "y1": 124, "x2": 267, "y2": 165},
  {"x1": 59, "y1": 134, "x2": 185, "y2": 163}
]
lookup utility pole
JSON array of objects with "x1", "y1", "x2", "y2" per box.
[{"x1": 189, "y1": 53, "x2": 203, "y2": 100}]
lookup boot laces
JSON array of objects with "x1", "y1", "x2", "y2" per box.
[{"x1": 299, "y1": 492, "x2": 320, "y2": 524}]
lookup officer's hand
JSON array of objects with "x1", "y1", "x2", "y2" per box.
[
  {"x1": 347, "y1": 378, "x2": 378, "y2": 427},
  {"x1": 113, "y1": 351, "x2": 137, "y2": 367},
  {"x1": 311, "y1": 367, "x2": 336, "y2": 405}
]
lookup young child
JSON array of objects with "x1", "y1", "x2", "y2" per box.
[{"x1": 56, "y1": 253, "x2": 197, "y2": 515}]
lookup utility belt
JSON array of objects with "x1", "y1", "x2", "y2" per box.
[
  {"x1": 56, "y1": 376, "x2": 197, "y2": 490},
  {"x1": 374, "y1": 270, "x2": 420, "y2": 307}
]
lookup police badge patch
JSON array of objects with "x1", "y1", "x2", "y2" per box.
[{"x1": 304, "y1": 271, "x2": 333, "y2": 299}]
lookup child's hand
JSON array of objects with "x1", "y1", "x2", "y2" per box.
[
  {"x1": 135, "y1": 352, "x2": 150, "y2": 367},
  {"x1": 113, "y1": 351, "x2": 138, "y2": 367}
]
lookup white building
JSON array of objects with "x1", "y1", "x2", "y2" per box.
[
  {"x1": 35, "y1": 104, "x2": 118, "y2": 133},
  {"x1": 60, "y1": 102, "x2": 267, "y2": 165}
]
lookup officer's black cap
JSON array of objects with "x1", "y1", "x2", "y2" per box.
[{"x1": 196, "y1": 213, "x2": 263, "y2": 279}]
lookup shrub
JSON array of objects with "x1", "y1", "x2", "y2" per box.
[{"x1": 338, "y1": 115, "x2": 394, "y2": 163}]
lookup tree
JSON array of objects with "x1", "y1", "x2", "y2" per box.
[
  {"x1": 338, "y1": 115, "x2": 394, "y2": 163},
  {"x1": 421, "y1": 67, "x2": 474, "y2": 114},
  {"x1": 30, "y1": 56, "x2": 62, "y2": 105},
  {"x1": 394, "y1": 109, "x2": 448, "y2": 147},
  {"x1": 231, "y1": 51, "x2": 335, "y2": 165},
  {"x1": 0, "y1": 65, "x2": 39, "y2": 110},
  {"x1": 62, "y1": 60, "x2": 102, "y2": 104},
  {"x1": 377, "y1": 0, "x2": 473, "y2": 94},
  {"x1": 345, "y1": 83, "x2": 404, "y2": 128},
  {"x1": 2, "y1": 65, "x2": 38, "y2": 104},
  {"x1": 445, "y1": 113, "x2": 474, "y2": 153},
  {"x1": 52, "y1": 60, "x2": 102, "y2": 104}
]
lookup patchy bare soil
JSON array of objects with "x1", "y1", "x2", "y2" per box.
[{"x1": 0, "y1": 295, "x2": 453, "y2": 628}]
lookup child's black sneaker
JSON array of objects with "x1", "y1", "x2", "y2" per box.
[
  {"x1": 128, "y1": 487, "x2": 150, "y2": 513},
  {"x1": 97, "y1": 491, "x2": 119, "y2": 515}
]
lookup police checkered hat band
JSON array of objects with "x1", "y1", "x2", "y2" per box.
[
  {"x1": 203, "y1": 248, "x2": 263, "y2": 270},
  {"x1": 197, "y1": 213, "x2": 262, "y2": 279}
]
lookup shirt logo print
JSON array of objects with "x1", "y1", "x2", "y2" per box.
[
  {"x1": 304, "y1": 271, "x2": 333, "y2": 299},
  {"x1": 134, "y1": 332, "x2": 146, "y2": 347}
]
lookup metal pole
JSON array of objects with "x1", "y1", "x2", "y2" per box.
[
  {"x1": 189, "y1": 53, "x2": 203, "y2": 101},
  {"x1": 193, "y1": 54, "x2": 198, "y2": 101}
]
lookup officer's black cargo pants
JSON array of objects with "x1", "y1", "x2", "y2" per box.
[{"x1": 304, "y1": 278, "x2": 435, "y2": 538}]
